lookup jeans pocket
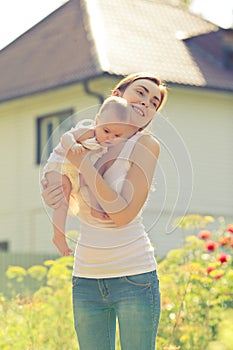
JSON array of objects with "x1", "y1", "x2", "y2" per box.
[
  {"x1": 124, "y1": 272, "x2": 152, "y2": 287},
  {"x1": 72, "y1": 276, "x2": 79, "y2": 288}
]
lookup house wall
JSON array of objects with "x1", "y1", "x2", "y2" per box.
[
  {"x1": 0, "y1": 79, "x2": 232, "y2": 256},
  {"x1": 147, "y1": 87, "x2": 233, "y2": 256},
  {"x1": 0, "y1": 83, "x2": 103, "y2": 254},
  {"x1": 163, "y1": 87, "x2": 233, "y2": 216}
]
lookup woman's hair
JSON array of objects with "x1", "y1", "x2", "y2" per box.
[{"x1": 112, "y1": 72, "x2": 167, "y2": 112}]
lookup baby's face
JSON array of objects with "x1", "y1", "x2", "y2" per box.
[{"x1": 95, "y1": 108, "x2": 138, "y2": 147}]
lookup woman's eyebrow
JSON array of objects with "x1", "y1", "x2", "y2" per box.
[{"x1": 137, "y1": 85, "x2": 161, "y2": 102}]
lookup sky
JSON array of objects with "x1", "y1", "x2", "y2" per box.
[
  {"x1": 0, "y1": 0, "x2": 232, "y2": 50},
  {"x1": 190, "y1": 0, "x2": 233, "y2": 28},
  {"x1": 0, "y1": 0, "x2": 68, "y2": 50}
]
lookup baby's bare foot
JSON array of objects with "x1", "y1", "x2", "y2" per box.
[
  {"x1": 91, "y1": 209, "x2": 110, "y2": 220},
  {"x1": 53, "y1": 236, "x2": 73, "y2": 256}
]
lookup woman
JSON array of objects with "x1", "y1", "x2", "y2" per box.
[{"x1": 42, "y1": 72, "x2": 167, "y2": 350}]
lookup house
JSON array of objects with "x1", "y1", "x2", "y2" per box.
[{"x1": 0, "y1": 0, "x2": 232, "y2": 257}]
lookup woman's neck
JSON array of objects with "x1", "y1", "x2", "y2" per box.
[{"x1": 94, "y1": 140, "x2": 127, "y2": 175}]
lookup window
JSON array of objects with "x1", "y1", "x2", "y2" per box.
[
  {"x1": 0, "y1": 241, "x2": 9, "y2": 251},
  {"x1": 36, "y1": 109, "x2": 74, "y2": 164}
]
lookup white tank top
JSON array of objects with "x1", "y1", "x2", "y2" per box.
[{"x1": 73, "y1": 132, "x2": 157, "y2": 278}]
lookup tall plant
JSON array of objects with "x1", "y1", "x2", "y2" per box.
[{"x1": 157, "y1": 215, "x2": 233, "y2": 350}]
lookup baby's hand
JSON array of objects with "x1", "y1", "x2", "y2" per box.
[{"x1": 71, "y1": 143, "x2": 85, "y2": 154}]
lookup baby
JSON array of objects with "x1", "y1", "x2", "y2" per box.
[{"x1": 42, "y1": 96, "x2": 139, "y2": 256}]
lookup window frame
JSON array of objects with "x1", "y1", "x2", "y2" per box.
[
  {"x1": 0, "y1": 241, "x2": 9, "y2": 251},
  {"x1": 36, "y1": 108, "x2": 74, "y2": 165}
]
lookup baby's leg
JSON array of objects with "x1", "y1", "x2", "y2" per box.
[
  {"x1": 90, "y1": 200, "x2": 110, "y2": 220},
  {"x1": 46, "y1": 171, "x2": 73, "y2": 256}
]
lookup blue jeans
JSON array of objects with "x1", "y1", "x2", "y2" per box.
[{"x1": 72, "y1": 270, "x2": 160, "y2": 350}]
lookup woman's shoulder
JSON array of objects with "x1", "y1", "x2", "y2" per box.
[{"x1": 136, "y1": 133, "x2": 160, "y2": 157}]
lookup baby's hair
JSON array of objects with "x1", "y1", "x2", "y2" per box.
[{"x1": 98, "y1": 96, "x2": 130, "y2": 123}]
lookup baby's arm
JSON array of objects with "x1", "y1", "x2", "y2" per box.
[
  {"x1": 61, "y1": 127, "x2": 95, "y2": 154},
  {"x1": 61, "y1": 132, "x2": 85, "y2": 154}
]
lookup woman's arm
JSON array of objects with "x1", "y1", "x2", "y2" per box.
[{"x1": 66, "y1": 135, "x2": 160, "y2": 226}]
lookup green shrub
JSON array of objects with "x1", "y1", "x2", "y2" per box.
[
  {"x1": 1, "y1": 215, "x2": 232, "y2": 349},
  {"x1": 1, "y1": 257, "x2": 78, "y2": 350},
  {"x1": 158, "y1": 215, "x2": 233, "y2": 350}
]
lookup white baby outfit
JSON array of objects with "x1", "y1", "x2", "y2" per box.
[
  {"x1": 43, "y1": 119, "x2": 107, "y2": 216},
  {"x1": 73, "y1": 132, "x2": 157, "y2": 278}
]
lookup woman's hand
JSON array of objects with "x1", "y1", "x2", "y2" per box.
[
  {"x1": 41, "y1": 181, "x2": 65, "y2": 209},
  {"x1": 41, "y1": 149, "x2": 97, "y2": 209}
]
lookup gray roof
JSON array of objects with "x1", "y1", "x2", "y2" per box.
[{"x1": 1, "y1": 0, "x2": 233, "y2": 103}]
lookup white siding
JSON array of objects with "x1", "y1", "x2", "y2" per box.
[
  {"x1": 0, "y1": 81, "x2": 232, "y2": 256},
  {"x1": 0, "y1": 83, "x2": 103, "y2": 253},
  {"x1": 144, "y1": 87, "x2": 233, "y2": 256},
  {"x1": 162, "y1": 88, "x2": 233, "y2": 216}
]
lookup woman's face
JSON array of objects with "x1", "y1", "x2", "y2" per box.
[{"x1": 114, "y1": 79, "x2": 161, "y2": 129}]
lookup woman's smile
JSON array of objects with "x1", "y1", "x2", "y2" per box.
[{"x1": 131, "y1": 105, "x2": 145, "y2": 117}]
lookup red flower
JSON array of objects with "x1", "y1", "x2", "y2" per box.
[
  {"x1": 217, "y1": 253, "x2": 228, "y2": 264},
  {"x1": 206, "y1": 266, "x2": 216, "y2": 274},
  {"x1": 198, "y1": 230, "x2": 211, "y2": 240},
  {"x1": 214, "y1": 272, "x2": 224, "y2": 280},
  {"x1": 218, "y1": 237, "x2": 231, "y2": 246},
  {"x1": 205, "y1": 241, "x2": 218, "y2": 251},
  {"x1": 227, "y1": 225, "x2": 233, "y2": 234}
]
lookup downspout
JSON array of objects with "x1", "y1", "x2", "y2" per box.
[{"x1": 83, "y1": 79, "x2": 105, "y2": 105}]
